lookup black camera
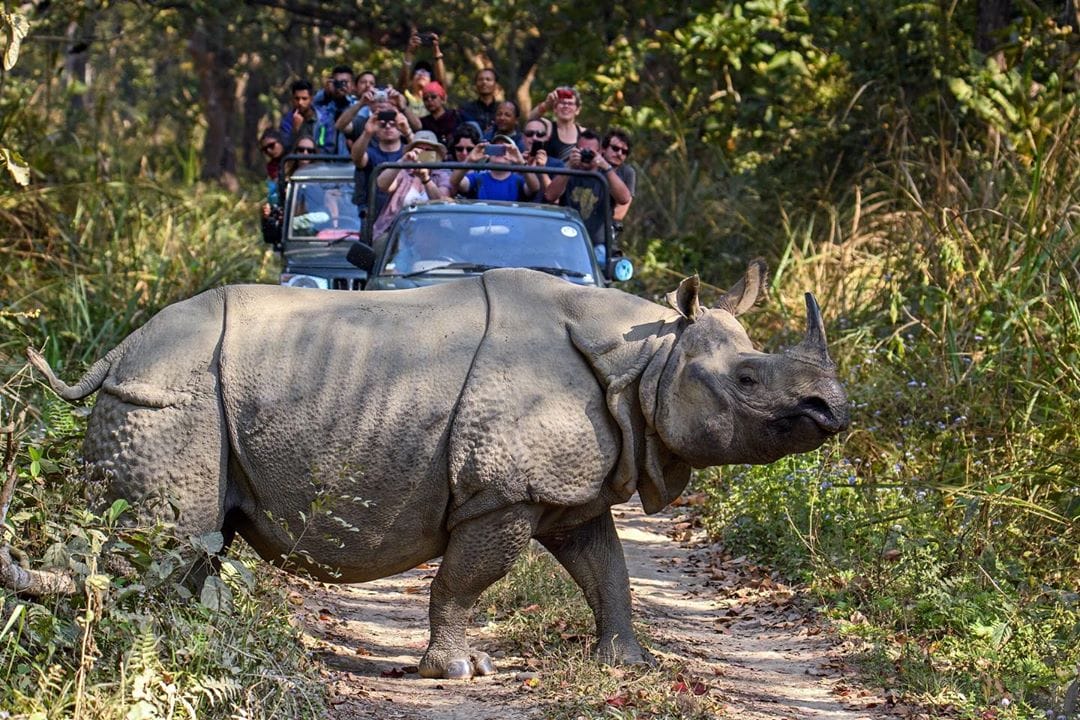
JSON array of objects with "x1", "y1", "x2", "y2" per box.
[
  {"x1": 332, "y1": 79, "x2": 348, "y2": 90},
  {"x1": 579, "y1": 148, "x2": 595, "y2": 164},
  {"x1": 419, "y1": 32, "x2": 435, "y2": 45}
]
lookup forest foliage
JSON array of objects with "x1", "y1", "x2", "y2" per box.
[{"x1": 1, "y1": 1, "x2": 1079, "y2": 718}]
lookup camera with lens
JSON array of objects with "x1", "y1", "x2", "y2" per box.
[
  {"x1": 579, "y1": 148, "x2": 595, "y2": 165},
  {"x1": 419, "y1": 32, "x2": 435, "y2": 45},
  {"x1": 332, "y1": 79, "x2": 348, "y2": 90},
  {"x1": 372, "y1": 88, "x2": 389, "y2": 103}
]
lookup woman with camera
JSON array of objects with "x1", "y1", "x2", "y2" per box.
[{"x1": 528, "y1": 86, "x2": 586, "y2": 162}]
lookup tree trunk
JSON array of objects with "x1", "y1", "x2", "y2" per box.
[
  {"x1": 189, "y1": 21, "x2": 240, "y2": 192},
  {"x1": 976, "y1": 0, "x2": 1013, "y2": 68}
]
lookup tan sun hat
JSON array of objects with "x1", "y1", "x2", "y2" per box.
[{"x1": 403, "y1": 130, "x2": 447, "y2": 157}]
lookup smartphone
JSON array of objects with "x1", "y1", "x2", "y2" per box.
[
  {"x1": 484, "y1": 145, "x2": 507, "y2": 157},
  {"x1": 416, "y1": 149, "x2": 439, "y2": 163},
  {"x1": 377, "y1": 110, "x2": 397, "y2": 123},
  {"x1": 419, "y1": 32, "x2": 435, "y2": 45},
  {"x1": 556, "y1": 88, "x2": 574, "y2": 101},
  {"x1": 529, "y1": 141, "x2": 541, "y2": 157}
]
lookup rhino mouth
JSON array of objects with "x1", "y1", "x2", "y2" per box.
[{"x1": 773, "y1": 397, "x2": 849, "y2": 436}]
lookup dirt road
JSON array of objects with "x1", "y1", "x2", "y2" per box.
[{"x1": 288, "y1": 502, "x2": 902, "y2": 719}]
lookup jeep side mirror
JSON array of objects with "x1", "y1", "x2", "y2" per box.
[{"x1": 346, "y1": 242, "x2": 376, "y2": 272}]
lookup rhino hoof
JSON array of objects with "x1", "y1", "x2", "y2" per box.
[
  {"x1": 445, "y1": 658, "x2": 473, "y2": 679},
  {"x1": 472, "y1": 652, "x2": 495, "y2": 676}
]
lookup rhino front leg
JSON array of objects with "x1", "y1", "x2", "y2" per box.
[
  {"x1": 420, "y1": 506, "x2": 534, "y2": 679},
  {"x1": 538, "y1": 509, "x2": 654, "y2": 666}
]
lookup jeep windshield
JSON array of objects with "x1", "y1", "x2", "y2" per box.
[
  {"x1": 287, "y1": 181, "x2": 362, "y2": 242},
  {"x1": 379, "y1": 211, "x2": 596, "y2": 284}
]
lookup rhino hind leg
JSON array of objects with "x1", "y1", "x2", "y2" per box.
[
  {"x1": 85, "y1": 389, "x2": 229, "y2": 543},
  {"x1": 537, "y1": 510, "x2": 654, "y2": 666},
  {"x1": 419, "y1": 506, "x2": 534, "y2": 679}
]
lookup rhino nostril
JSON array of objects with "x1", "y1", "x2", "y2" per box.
[{"x1": 797, "y1": 397, "x2": 847, "y2": 432}]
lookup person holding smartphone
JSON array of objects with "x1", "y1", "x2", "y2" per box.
[
  {"x1": 528, "y1": 86, "x2": 585, "y2": 162},
  {"x1": 449, "y1": 135, "x2": 539, "y2": 201},
  {"x1": 371, "y1": 130, "x2": 451, "y2": 236},
  {"x1": 351, "y1": 105, "x2": 409, "y2": 220},
  {"x1": 399, "y1": 30, "x2": 447, "y2": 119}
]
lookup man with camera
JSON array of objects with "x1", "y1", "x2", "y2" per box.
[
  {"x1": 449, "y1": 135, "x2": 540, "y2": 201},
  {"x1": 350, "y1": 99, "x2": 411, "y2": 220},
  {"x1": 543, "y1": 129, "x2": 631, "y2": 251},
  {"x1": 312, "y1": 65, "x2": 358, "y2": 155}
]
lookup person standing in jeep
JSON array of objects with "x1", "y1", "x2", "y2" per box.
[
  {"x1": 313, "y1": 65, "x2": 358, "y2": 155},
  {"x1": 351, "y1": 103, "x2": 408, "y2": 222}
]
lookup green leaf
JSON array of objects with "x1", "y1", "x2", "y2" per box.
[
  {"x1": 190, "y1": 531, "x2": 224, "y2": 555},
  {"x1": 2, "y1": 11, "x2": 30, "y2": 71},
  {"x1": 0, "y1": 148, "x2": 31, "y2": 186},
  {"x1": 105, "y1": 498, "x2": 131, "y2": 525},
  {"x1": 200, "y1": 575, "x2": 233, "y2": 612}
]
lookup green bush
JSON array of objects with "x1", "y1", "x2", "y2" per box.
[{"x1": 0, "y1": 404, "x2": 326, "y2": 718}]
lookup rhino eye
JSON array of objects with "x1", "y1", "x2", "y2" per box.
[{"x1": 738, "y1": 374, "x2": 758, "y2": 387}]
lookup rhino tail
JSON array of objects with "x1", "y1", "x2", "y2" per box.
[{"x1": 26, "y1": 346, "x2": 116, "y2": 402}]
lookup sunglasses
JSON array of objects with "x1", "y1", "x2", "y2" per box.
[
  {"x1": 295, "y1": 147, "x2": 315, "y2": 154},
  {"x1": 453, "y1": 145, "x2": 473, "y2": 153},
  {"x1": 261, "y1": 141, "x2": 279, "y2": 153},
  {"x1": 608, "y1": 145, "x2": 629, "y2": 155},
  {"x1": 523, "y1": 130, "x2": 546, "y2": 138}
]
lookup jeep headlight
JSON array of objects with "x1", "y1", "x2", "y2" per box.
[{"x1": 280, "y1": 273, "x2": 329, "y2": 289}]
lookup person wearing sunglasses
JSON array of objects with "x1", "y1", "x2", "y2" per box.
[
  {"x1": 418, "y1": 81, "x2": 461, "y2": 149},
  {"x1": 447, "y1": 124, "x2": 481, "y2": 164},
  {"x1": 520, "y1": 118, "x2": 560, "y2": 201},
  {"x1": 601, "y1": 128, "x2": 636, "y2": 222},
  {"x1": 450, "y1": 135, "x2": 539, "y2": 201},
  {"x1": 259, "y1": 129, "x2": 287, "y2": 204},
  {"x1": 351, "y1": 107, "x2": 408, "y2": 222}
]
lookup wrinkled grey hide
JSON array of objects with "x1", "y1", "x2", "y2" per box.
[{"x1": 28, "y1": 262, "x2": 849, "y2": 679}]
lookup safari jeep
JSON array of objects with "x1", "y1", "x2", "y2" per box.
[
  {"x1": 263, "y1": 157, "x2": 632, "y2": 290},
  {"x1": 262, "y1": 155, "x2": 366, "y2": 290}
]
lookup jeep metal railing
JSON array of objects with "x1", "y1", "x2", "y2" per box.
[{"x1": 362, "y1": 161, "x2": 615, "y2": 257}]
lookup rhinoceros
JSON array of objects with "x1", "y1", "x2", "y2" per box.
[{"x1": 27, "y1": 261, "x2": 848, "y2": 679}]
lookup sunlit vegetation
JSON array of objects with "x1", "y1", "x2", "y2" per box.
[{"x1": 1, "y1": 1, "x2": 1078, "y2": 718}]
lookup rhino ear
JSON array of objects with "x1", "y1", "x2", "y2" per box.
[
  {"x1": 716, "y1": 258, "x2": 768, "y2": 316},
  {"x1": 666, "y1": 275, "x2": 704, "y2": 322}
]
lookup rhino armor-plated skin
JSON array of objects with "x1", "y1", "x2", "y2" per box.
[{"x1": 29, "y1": 263, "x2": 849, "y2": 679}]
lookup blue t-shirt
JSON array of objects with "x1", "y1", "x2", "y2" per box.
[
  {"x1": 464, "y1": 171, "x2": 527, "y2": 201},
  {"x1": 354, "y1": 143, "x2": 405, "y2": 216}
]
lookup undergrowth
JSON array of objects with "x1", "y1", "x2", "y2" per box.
[
  {"x1": 0, "y1": 397, "x2": 326, "y2": 718},
  {"x1": 677, "y1": 104, "x2": 1080, "y2": 719}
]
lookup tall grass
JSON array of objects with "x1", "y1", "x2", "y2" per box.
[
  {"x1": 0, "y1": 178, "x2": 322, "y2": 718},
  {"x1": 1, "y1": 179, "x2": 275, "y2": 373},
  {"x1": 623, "y1": 102, "x2": 1079, "y2": 716}
]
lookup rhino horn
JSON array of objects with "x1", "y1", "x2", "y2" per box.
[{"x1": 787, "y1": 293, "x2": 835, "y2": 368}]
